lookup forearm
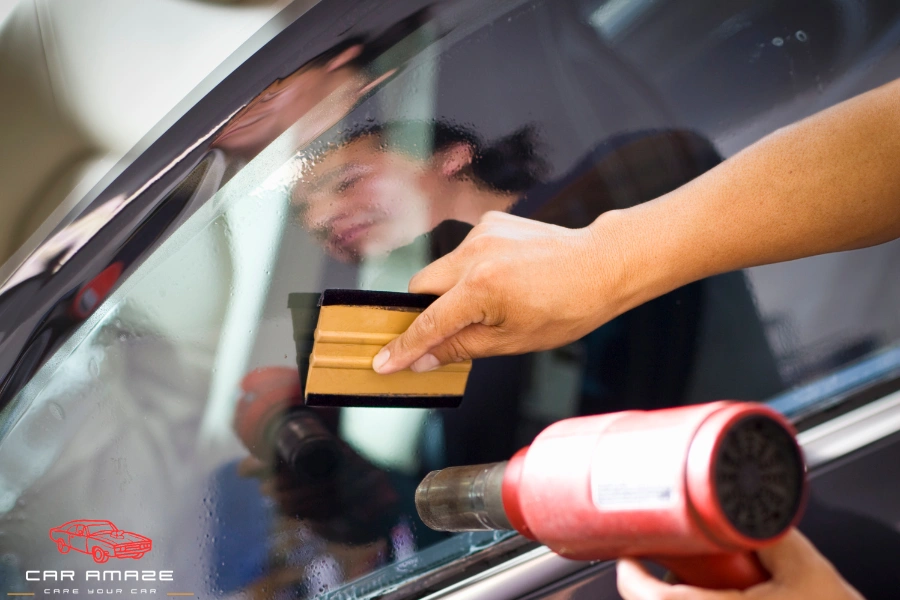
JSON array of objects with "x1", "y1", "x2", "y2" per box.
[{"x1": 598, "y1": 78, "x2": 900, "y2": 312}]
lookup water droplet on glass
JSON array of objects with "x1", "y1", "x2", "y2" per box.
[
  {"x1": 796, "y1": 30, "x2": 808, "y2": 42},
  {"x1": 48, "y1": 402, "x2": 65, "y2": 421},
  {"x1": 772, "y1": 37, "x2": 784, "y2": 47}
]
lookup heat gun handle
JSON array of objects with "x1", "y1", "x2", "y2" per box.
[{"x1": 657, "y1": 551, "x2": 768, "y2": 591}]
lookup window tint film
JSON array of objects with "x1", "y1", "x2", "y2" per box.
[{"x1": 3, "y1": 0, "x2": 900, "y2": 597}]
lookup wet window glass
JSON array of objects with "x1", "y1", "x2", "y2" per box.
[{"x1": 2, "y1": 0, "x2": 900, "y2": 598}]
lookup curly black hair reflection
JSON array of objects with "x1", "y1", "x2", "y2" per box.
[{"x1": 306, "y1": 120, "x2": 549, "y2": 195}]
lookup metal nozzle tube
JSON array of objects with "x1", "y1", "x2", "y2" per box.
[
  {"x1": 415, "y1": 461, "x2": 513, "y2": 532},
  {"x1": 274, "y1": 411, "x2": 341, "y2": 481}
]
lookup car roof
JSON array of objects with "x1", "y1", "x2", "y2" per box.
[{"x1": 60, "y1": 519, "x2": 115, "y2": 527}]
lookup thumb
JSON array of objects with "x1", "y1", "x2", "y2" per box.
[
  {"x1": 372, "y1": 286, "x2": 486, "y2": 374},
  {"x1": 617, "y1": 558, "x2": 674, "y2": 600}
]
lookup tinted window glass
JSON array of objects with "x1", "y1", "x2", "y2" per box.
[{"x1": 2, "y1": 0, "x2": 900, "y2": 598}]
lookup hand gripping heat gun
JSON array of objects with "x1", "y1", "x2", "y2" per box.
[{"x1": 415, "y1": 401, "x2": 807, "y2": 590}]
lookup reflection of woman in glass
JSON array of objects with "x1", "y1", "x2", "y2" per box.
[{"x1": 290, "y1": 121, "x2": 547, "y2": 262}]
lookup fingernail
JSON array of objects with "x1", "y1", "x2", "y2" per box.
[
  {"x1": 411, "y1": 353, "x2": 441, "y2": 373},
  {"x1": 372, "y1": 348, "x2": 391, "y2": 373}
]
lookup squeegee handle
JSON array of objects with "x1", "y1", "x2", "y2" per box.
[{"x1": 656, "y1": 551, "x2": 768, "y2": 590}]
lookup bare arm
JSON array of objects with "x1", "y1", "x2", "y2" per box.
[
  {"x1": 373, "y1": 79, "x2": 900, "y2": 375},
  {"x1": 611, "y1": 77, "x2": 900, "y2": 314}
]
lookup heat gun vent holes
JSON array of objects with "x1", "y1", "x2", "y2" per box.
[{"x1": 713, "y1": 415, "x2": 804, "y2": 540}]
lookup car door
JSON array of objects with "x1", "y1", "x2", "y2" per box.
[
  {"x1": 2, "y1": 0, "x2": 900, "y2": 598},
  {"x1": 69, "y1": 524, "x2": 89, "y2": 554}
]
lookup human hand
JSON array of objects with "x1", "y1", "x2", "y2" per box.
[
  {"x1": 616, "y1": 529, "x2": 865, "y2": 600},
  {"x1": 237, "y1": 443, "x2": 399, "y2": 525},
  {"x1": 372, "y1": 211, "x2": 628, "y2": 374}
]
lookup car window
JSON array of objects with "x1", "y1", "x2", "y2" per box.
[
  {"x1": 3, "y1": 0, "x2": 900, "y2": 598},
  {"x1": 88, "y1": 523, "x2": 115, "y2": 534}
]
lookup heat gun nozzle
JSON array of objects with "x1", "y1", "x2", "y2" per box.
[
  {"x1": 273, "y1": 411, "x2": 342, "y2": 480},
  {"x1": 415, "y1": 461, "x2": 512, "y2": 532}
]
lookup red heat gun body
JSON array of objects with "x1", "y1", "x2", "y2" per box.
[{"x1": 415, "y1": 401, "x2": 807, "y2": 590}]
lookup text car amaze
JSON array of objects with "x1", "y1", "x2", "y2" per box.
[{"x1": 26, "y1": 571, "x2": 174, "y2": 581}]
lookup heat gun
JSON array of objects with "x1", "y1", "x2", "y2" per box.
[
  {"x1": 233, "y1": 366, "x2": 341, "y2": 480},
  {"x1": 233, "y1": 366, "x2": 406, "y2": 545},
  {"x1": 415, "y1": 401, "x2": 807, "y2": 590}
]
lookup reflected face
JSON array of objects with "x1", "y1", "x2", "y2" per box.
[
  {"x1": 213, "y1": 54, "x2": 362, "y2": 157},
  {"x1": 292, "y1": 137, "x2": 438, "y2": 262}
]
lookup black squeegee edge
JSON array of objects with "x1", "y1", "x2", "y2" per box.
[
  {"x1": 318, "y1": 289, "x2": 438, "y2": 309},
  {"x1": 305, "y1": 393, "x2": 462, "y2": 408}
]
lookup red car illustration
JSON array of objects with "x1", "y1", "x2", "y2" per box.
[{"x1": 49, "y1": 520, "x2": 152, "y2": 563}]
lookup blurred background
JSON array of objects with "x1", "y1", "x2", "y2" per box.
[{"x1": 0, "y1": 0, "x2": 295, "y2": 265}]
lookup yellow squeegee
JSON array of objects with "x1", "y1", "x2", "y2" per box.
[{"x1": 290, "y1": 289, "x2": 472, "y2": 408}]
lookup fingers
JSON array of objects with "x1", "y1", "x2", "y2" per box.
[
  {"x1": 372, "y1": 286, "x2": 487, "y2": 374},
  {"x1": 755, "y1": 529, "x2": 819, "y2": 581},
  {"x1": 408, "y1": 211, "x2": 532, "y2": 295},
  {"x1": 616, "y1": 559, "x2": 744, "y2": 600},
  {"x1": 617, "y1": 559, "x2": 675, "y2": 600},
  {"x1": 408, "y1": 253, "x2": 463, "y2": 296},
  {"x1": 407, "y1": 217, "x2": 492, "y2": 295}
]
